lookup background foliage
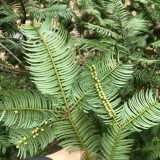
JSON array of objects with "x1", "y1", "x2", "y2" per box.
[{"x1": 0, "y1": 0, "x2": 160, "y2": 160}]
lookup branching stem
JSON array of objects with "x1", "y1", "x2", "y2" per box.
[
  {"x1": 0, "y1": 43, "x2": 23, "y2": 65},
  {"x1": 19, "y1": 0, "x2": 27, "y2": 24},
  {"x1": 0, "y1": 63, "x2": 27, "y2": 74}
]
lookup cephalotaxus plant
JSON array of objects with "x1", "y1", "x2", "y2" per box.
[{"x1": 0, "y1": 17, "x2": 160, "y2": 160}]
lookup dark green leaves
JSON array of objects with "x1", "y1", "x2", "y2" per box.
[
  {"x1": 101, "y1": 126, "x2": 134, "y2": 160},
  {"x1": 54, "y1": 109, "x2": 100, "y2": 159},
  {"x1": 0, "y1": 90, "x2": 59, "y2": 128},
  {"x1": 120, "y1": 90, "x2": 160, "y2": 132},
  {"x1": 10, "y1": 124, "x2": 55, "y2": 159},
  {"x1": 30, "y1": 5, "x2": 73, "y2": 20},
  {"x1": 21, "y1": 19, "x2": 79, "y2": 100}
]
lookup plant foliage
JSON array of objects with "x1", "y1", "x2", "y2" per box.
[{"x1": 0, "y1": 0, "x2": 160, "y2": 160}]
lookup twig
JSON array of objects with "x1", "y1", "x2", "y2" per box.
[
  {"x1": 19, "y1": 0, "x2": 27, "y2": 24},
  {"x1": 0, "y1": 63, "x2": 27, "y2": 74},
  {"x1": 0, "y1": 42, "x2": 23, "y2": 65}
]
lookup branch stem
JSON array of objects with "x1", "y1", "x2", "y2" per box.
[
  {"x1": 0, "y1": 63, "x2": 27, "y2": 74},
  {"x1": 0, "y1": 43, "x2": 23, "y2": 65},
  {"x1": 19, "y1": 0, "x2": 27, "y2": 24}
]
